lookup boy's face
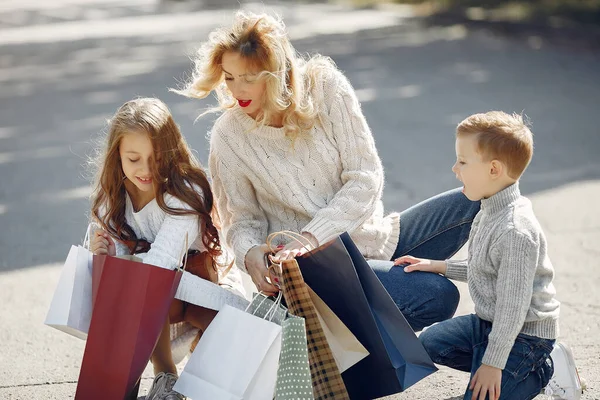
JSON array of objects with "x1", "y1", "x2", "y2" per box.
[{"x1": 452, "y1": 134, "x2": 496, "y2": 201}]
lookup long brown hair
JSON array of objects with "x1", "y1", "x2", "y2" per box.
[{"x1": 90, "y1": 98, "x2": 221, "y2": 257}]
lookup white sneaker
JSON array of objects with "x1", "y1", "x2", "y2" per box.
[
  {"x1": 544, "y1": 342, "x2": 583, "y2": 400},
  {"x1": 146, "y1": 372, "x2": 186, "y2": 400}
]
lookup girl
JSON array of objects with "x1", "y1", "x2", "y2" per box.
[
  {"x1": 89, "y1": 97, "x2": 243, "y2": 400},
  {"x1": 175, "y1": 11, "x2": 480, "y2": 333}
]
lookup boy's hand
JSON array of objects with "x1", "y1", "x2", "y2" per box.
[
  {"x1": 91, "y1": 230, "x2": 116, "y2": 256},
  {"x1": 393, "y1": 255, "x2": 447, "y2": 275},
  {"x1": 470, "y1": 364, "x2": 501, "y2": 400}
]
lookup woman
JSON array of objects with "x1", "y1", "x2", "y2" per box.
[{"x1": 175, "y1": 11, "x2": 479, "y2": 332}]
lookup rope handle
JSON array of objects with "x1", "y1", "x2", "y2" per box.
[
  {"x1": 265, "y1": 230, "x2": 316, "y2": 289},
  {"x1": 177, "y1": 232, "x2": 189, "y2": 271},
  {"x1": 244, "y1": 291, "x2": 283, "y2": 322},
  {"x1": 83, "y1": 223, "x2": 93, "y2": 249},
  {"x1": 266, "y1": 230, "x2": 314, "y2": 254}
]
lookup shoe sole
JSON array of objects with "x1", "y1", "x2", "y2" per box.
[{"x1": 556, "y1": 342, "x2": 583, "y2": 393}]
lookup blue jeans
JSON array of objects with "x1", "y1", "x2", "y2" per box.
[
  {"x1": 368, "y1": 188, "x2": 480, "y2": 331},
  {"x1": 419, "y1": 314, "x2": 555, "y2": 400}
]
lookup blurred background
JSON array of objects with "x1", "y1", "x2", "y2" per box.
[{"x1": 1, "y1": 0, "x2": 598, "y2": 398}]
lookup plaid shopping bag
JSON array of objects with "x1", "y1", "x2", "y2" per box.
[{"x1": 280, "y1": 259, "x2": 350, "y2": 400}]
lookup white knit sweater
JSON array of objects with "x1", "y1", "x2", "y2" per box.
[
  {"x1": 93, "y1": 192, "x2": 243, "y2": 290},
  {"x1": 209, "y1": 68, "x2": 400, "y2": 273}
]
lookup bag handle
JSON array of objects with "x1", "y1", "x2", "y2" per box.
[
  {"x1": 266, "y1": 230, "x2": 314, "y2": 254},
  {"x1": 177, "y1": 232, "x2": 189, "y2": 271},
  {"x1": 83, "y1": 223, "x2": 97, "y2": 249},
  {"x1": 245, "y1": 291, "x2": 283, "y2": 322}
]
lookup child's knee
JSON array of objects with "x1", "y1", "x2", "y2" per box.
[{"x1": 418, "y1": 325, "x2": 442, "y2": 358}]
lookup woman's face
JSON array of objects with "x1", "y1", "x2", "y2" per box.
[{"x1": 222, "y1": 51, "x2": 266, "y2": 119}]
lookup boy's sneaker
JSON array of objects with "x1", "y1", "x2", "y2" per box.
[
  {"x1": 146, "y1": 372, "x2": 185, "y2": 400},
  {"x1": 544, "y1": 342, "x2": 584, "y2": 400}
]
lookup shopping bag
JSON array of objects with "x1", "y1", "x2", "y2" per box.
[
  {"x1": 175, "y1": 270, "x2": 249, "y2": 312},
  {"x1": 173, "y1": 300, "x2": 282, "y2": 400},
  {"x1": 267, "y1": 232, "x2": 368, "y2": 373},
  {"x1": 307, "y1": 286, "x2": 369, "y2": 372},
  {"x1": 246, "y1": 292, "x2": 287, "y2": 325},
  {"x1": 276, "y1": 313, "x2": 314, "y2": 400},
  {"x1": 279, "y1": 258, "x2": 350, "y2": 400},
  {"x1": 297, "y1": 232, "x2": 438, "y2": 399},
  {"x1": 44, "y1": 244, "x2": 93, "y2": 340},
  {"x1": 75, "y1": 254, "x2": 184, "y2": 400},
  {"x1": 246, "y1": 293, "x2": 314, "y2": 400}
]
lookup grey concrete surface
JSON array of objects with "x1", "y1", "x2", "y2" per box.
[{"x1": 0, "y1": 0, "x2": 598, "y2": 399}]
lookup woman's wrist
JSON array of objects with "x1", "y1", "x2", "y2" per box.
[
  {"x1": 301, "y1": 231, "x2": 319, "y2": 248},
  {"x1": 244, "y1": 245, "x2": 260, "y2": 267}
]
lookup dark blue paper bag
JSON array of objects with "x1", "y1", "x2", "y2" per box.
[{"x1": 296, "y1": 233, "x2": 437, "y2": 400}]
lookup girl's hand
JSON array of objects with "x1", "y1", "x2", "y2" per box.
[
  {"x1": 91, "y1": 230, "x2": 116, "y2": 256},
  {"x1": 270, "y1": 232, "x2": 317, "y2": 263},
  {"x1": 470, "y1": 364, "x2": 501, "y2": 400},
  {"x1": 393, "y1": 255, "x2": 447, "y2": 275},
  {"x1": 245, "y1": 244, "x2": 279, "y2": 296}
]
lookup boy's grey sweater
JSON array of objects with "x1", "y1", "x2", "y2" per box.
[{"x1": 445, "y1": 182, "x2": 560, "y2": 370}]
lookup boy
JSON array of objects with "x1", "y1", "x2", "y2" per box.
[{"x1": 395, "y1": 111, "x2": 582, "y2": 400}]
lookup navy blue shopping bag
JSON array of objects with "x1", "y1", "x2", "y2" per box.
[{"x1": 296, "y1": 233, "x2": 437, "y2": 400}]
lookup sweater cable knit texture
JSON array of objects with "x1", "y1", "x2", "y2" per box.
[
  {"x1": 445, "y1": 183, "x2": 560, "y2": 369},
  {"x1": 208, "y1": 68, "x2": 400, "y2": 273}
]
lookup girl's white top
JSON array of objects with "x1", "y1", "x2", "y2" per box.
[
  {"x1": 93, "y1": 191, "x2": 244, "y2": 291},
  {"x1": 209, "y1": 67, "x2": 400, "y2": 273}
]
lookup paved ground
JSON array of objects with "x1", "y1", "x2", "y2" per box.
[{"x1": 0, "y1": 0, "x2": 598, "y2": 399}]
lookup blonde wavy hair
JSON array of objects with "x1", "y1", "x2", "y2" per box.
[{"x1": 174, "y1": 10, "x2": 336, "y2": 139}]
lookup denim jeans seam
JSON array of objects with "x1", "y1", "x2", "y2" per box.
[
  {"x1": 435, "y1": 346, "x2": 471, "y2": 365},
  {"x1": 399, "y1": 305, "x2": 415, "y2": 318},
  {"x1": 401, "y1": 217, "x2": 473, "y2": 256},
  {"x1": 507, "y1": 349, "x2": 535, "y2": 379}
]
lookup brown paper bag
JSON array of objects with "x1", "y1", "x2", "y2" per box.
[{"x1": 307, "y1": 286, "x2": 369, "y2": 372}]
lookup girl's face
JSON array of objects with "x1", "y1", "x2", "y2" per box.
[
  {"x1": 119, "y1": 130, "x2": 156, "y2": 193},
  {"x1": 222, "y1": 51, "x2": 266, "y2": 119}
]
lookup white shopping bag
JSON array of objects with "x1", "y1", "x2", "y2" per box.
[
  {"x1": 44, "y1": 244, "x2": 93, "y2": 339},
  {"x1": 175, "y1": 271, "x2": 250, "y2": 311},
  {"x1": 173, "y1": 302, "x2": 283, "y2": 400}
]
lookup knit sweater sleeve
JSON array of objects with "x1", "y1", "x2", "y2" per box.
[
  {"x1": 137, "y1": 195, "x2": 200, "y2": 270},
  {"x1": 302, "y1": 71, "x2": 384, "y2": 245},
  {"x1": 209, "y1": 129, "x2": 268, "y2": 273},
  {"x1": 445, "y1": 259, "x2": 468, "y2": 282},
  {"x1": 482, "y1": 229, "x2": 539, "y2": 369}
]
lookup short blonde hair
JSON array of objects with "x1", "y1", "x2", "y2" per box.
[
  {"x1": 174, "y1": 11, "x2": 336, "y2": 139},
  {"x1": 457, "y1": 111, "x2": 533, "y2": 179}
]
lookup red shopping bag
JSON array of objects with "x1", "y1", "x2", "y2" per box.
[{"x1": 75, "y1": 255, "x2": 183, "y2": 400}]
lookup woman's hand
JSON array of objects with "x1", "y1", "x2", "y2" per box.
[
  {"x1": 91, "y1": 229, "x2": 116, "y2": 256},
  {"x1": 270, "y1": 232, "x2": 318, "y2": 263},
  {"x1": 245, "y1": 244, "x2": 279, "y2": 296},
  {"x1": 393, "y1": 255, "x2": 447, "y2": 275}
]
